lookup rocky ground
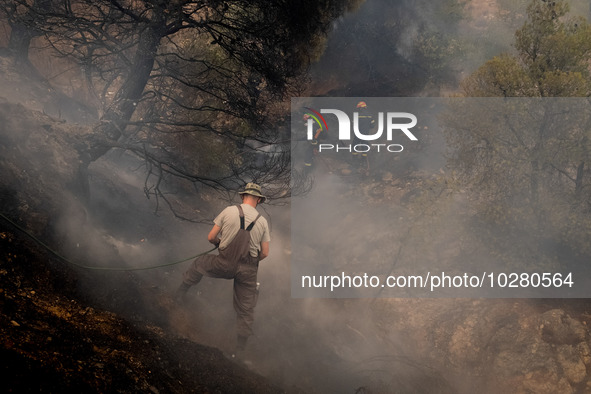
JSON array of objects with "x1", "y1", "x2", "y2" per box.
[
  {"x1": 2, "y1": 51, "x2": 591, "y2": 394},
  {"x1": 0, "y1": 54, "x2": 290, "y2": 393},
  {"x1": 0, "y1": 219, "x2": 286, "y2": 394}
]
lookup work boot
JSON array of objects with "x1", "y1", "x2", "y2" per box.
[
  {"x1": 231, "y1": 335, "x2": 253, "y2": 367},
  {"x1": 173, "y1": 282, "x2": 191, "y2": 303}
]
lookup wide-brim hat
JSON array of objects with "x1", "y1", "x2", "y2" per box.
[{"x1": 238, "y1": 182, "x2": 266, "y2": 203}]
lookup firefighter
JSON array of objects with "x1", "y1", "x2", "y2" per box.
[
  {"x1": 175, "y1": 183, "x2": 270, "y2": 355},
  {"x1": 352, "y1": 101, "x2": 375, "y2": 173}
]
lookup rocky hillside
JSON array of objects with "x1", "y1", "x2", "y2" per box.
[
  {"x1": 0, "y1": 54, "x2": 287, "y2": 393},
  {"x1": 2, "y1": 48, "x2": 591, "y2": 394},
  {"x1": 0, "y1": 221, "x2": 284, "y2": 393}
]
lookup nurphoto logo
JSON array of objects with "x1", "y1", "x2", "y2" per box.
[{"x1": 305, "y1": 107, "x2": 418, "y2": 153}]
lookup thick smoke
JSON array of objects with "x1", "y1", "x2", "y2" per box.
[{"x1": 3, "y1": 1, "x2": 591, "y2": 393}]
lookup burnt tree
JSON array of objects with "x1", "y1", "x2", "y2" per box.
[{"x1": 0, "y1": 0, "x2": 356, "y2": 213}]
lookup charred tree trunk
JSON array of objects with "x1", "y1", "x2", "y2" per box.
[
  {"x1": 86, "y1": 24, "x2": 163, "y2": 162},
  {"x1": 7, "y1": 23, "x2": 34, "y2": 63},
  {"x1": 6, "y1": 0, "x2": 53, "y2": 64},
  {"x1": 77, "y1": 19, "x2": 164, "y2": 200}
]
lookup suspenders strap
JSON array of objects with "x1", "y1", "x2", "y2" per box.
[{"x1": 236, "y1": 205, "x2": 261, "y2": 231}]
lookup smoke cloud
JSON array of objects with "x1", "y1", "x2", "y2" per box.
[{"x1": 3, "y1": 1, "x2": 591, "y2": 392}]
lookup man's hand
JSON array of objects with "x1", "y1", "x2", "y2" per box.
[
  {"x1": 211, "y1": 237, "x2": 221, "y2": 248},
  {"x1": 207, "y1": 225, "x2": 222, "y2": 248},
  {"x1": 258, "y1": 241, "x2": 269, "y2": 260}
]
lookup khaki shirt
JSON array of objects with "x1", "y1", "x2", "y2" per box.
[{"x1": 214, "y1": 204, "x2": 270, "y2": 257}]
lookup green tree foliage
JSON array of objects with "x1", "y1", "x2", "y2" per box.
[
  {"x1": 463, "y1": 0, "x2": 591, "y2": 97},
  {"x1": 445, "y1": 0, "x2": 591, "y2": 259}
]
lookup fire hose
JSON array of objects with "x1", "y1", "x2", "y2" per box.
[{"x1": 0, "y1": 212, "x2": 217, "y2": 271}]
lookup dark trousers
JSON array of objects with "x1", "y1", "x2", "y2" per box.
[{"x1": 183, "y1": 253, "x2": 259, "y2": 338}]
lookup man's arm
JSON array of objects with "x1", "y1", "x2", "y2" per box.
[
  {"x1": 208, "y1": 224, "x2": 221, "y2": 246},
  {"x1": 259, "y1": 241, "x2": 269, "y2": 260}
]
